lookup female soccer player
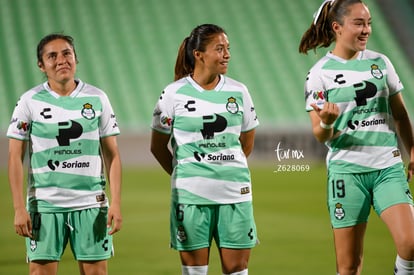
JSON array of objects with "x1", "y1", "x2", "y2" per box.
[
  {"x1": 299, "y1": 0, "x2": 414, "y2": 274},
  {"x1": 7, "y1": 33, "x2": 122, "y2": 275},
  {"x1": 150, "y1": 24, "x2": 259, "y2": 275}
]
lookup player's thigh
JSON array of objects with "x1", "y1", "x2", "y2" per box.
[
  {"x1": 381, "y1": 203, "x2": 414, "y2": 258},
  {"x1": 78, "y1": 259, "x2": 108, "y2": 275},
  {"x1": 30, "y1": 260, "x2": 59, "y2": 275}
]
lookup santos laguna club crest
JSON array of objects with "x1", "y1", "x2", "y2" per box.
[
  {"x1": 81, "y1": 103, "x2": 96, "y2": 120},
  {"x1": 370, "y1": 64, "x2": 383, "y2": 79},
  {"x1": 334, "y1": 202, "x2": 345, "y2": 220},
  {"x1": 226, "y1": 97, "x2": 239, "y2": 114}
]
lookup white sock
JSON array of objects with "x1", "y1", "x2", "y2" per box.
[
  {"x1": 182, "y1": 265, "x2": 208, "y2": 275},
  {"x1": 395, "y1": 255, "x2": 414, "y2": 274},
  {"x1": 223, "y1": 269, "x2": 248, "y2": 275}
]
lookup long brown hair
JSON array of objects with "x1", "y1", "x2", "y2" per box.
[
  {"x1": 298, "y1": 0, "x2": 364, "y2": 54},
  {"x1": 174, "y1": 24, "x2": 226, "y2": 81}
]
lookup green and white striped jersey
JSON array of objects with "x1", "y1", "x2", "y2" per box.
[
  {"x1": 305, "y1": 50, "x2": 404, "y2": 173},
  {"x1": 7, "y1": 80, "x2": 120, "y2": 212},
  {"x1": 152, "y1": 75, "x2": 259, "y2": 204}
]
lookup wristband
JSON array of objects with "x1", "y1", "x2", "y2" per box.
[{"x1": 320, "y1": 120, "x2": 334, "y2": 129}]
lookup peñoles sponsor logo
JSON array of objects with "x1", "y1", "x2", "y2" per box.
[
  {"x1": 198, "y1": 142, "x2": 226, "y2": 148},
  {"x1": 54, "y1": 149, "x2": 82, "y2": 155},
  {"x1": 353, "y1": 107, "x2": 378, "y2": 115}
]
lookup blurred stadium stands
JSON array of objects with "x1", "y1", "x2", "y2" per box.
[
  {"x1": 0, "y1": 0, "x2": 413, "y2": 167},
  {"x1": 377, "y1": 0, "x2": 414, "y2": 65}
]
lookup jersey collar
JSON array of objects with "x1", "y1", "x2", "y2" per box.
[
  {"x1": 186, "y1": 75, "x2": 225, "y2": 92},
  {"x1": 327, "y1": 51, "x2": 364, "y2": 63},
  {"x1": 43, "y1": 79, "x2": 84, "y2": 98}
]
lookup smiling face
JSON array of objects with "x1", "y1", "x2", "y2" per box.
[
  {"x1": 194, "y1": 32, "x2": 231, "y2": 76},
  {"x1": 38, "y1": 38, "x2": 77, "y2": 88},
  {"x1": 332, "y1": 2, "x2": 372, "y2": 59}
]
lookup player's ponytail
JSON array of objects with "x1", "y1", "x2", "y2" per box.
[
  {"x1": 298, "y1": 0, "x2": 364, "y2": 54},
  {"x1": 299, "y1": 0, "x2": 335, "y2": 54},
  {"x1": 174, "y1": 24, "x2": 226, "y2": 81},
  {"x1": 174, "y1": 36, "x2": 193, "y2": 81}
]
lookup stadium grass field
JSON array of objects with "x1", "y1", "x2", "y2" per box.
[{"x1": 0, "y1": 163, "x2": 397, "y2": 274}]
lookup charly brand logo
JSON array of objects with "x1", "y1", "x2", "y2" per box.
[{"x1": 273, "y1": 141, "x2": 310, "y2": 173}]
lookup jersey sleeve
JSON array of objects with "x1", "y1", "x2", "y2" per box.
[
  {"x1": 7, "y1": 93, "x2": 32, "y2": 141},
  {"x1": 151, "y1": 87, "x2": 175, "y2": 134},
  {"x1": 304, "y1": 62, "x2": 327, "y2": 112},
  {"x1": 383, "y1": 54, "x2": 404, "y2": 95},
  {"x1": 99, "y1": 92, "x2": 120, "y2": 137},
  {"x1": 241, "y1": 85, "x2": 259, "y2": 132}
]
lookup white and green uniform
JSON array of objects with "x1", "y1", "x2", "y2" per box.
[
  {"x1": 152, "y1": 75, "x2": 259, "y2": 205},
  {"x1": 305, "y1": 50, "x2": 403, "y2": 173},
  {"x1": 7, "y1": 79, "x2": 120, "y2": 213}
]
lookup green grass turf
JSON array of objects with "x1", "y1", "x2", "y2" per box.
[{"x1": 0, "y1": 163, "x2": 397, "y2": 274}]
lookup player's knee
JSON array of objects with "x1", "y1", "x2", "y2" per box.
[
  {"x1": 337, "y1": 259, "x2": 362, "y2": 275},
  {"x1": 337, "y1": 267, "x2": 360, "y2": 275},
  {"x1": 222, "y1": 263, "x2": 248, "y2": 274},
  {"x1": 396, "y1": 235, "x2": 414, "y2": 260}
]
